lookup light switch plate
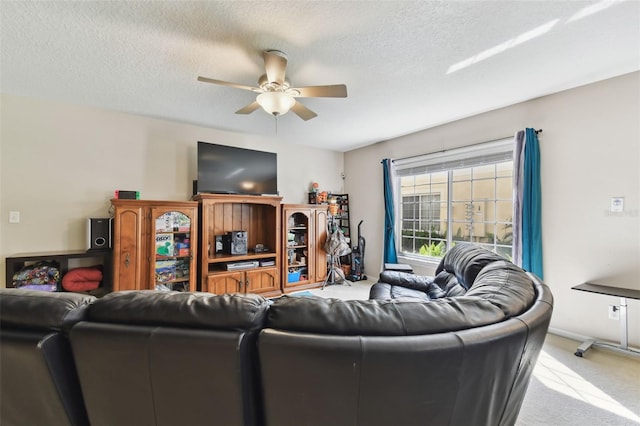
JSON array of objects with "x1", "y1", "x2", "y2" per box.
[
  {"x1": 9, "y1": 211, "x2": 20, "y2": 223},
  {"x1": 610, "y1": 197, "x2": 624, "y2": 213}
]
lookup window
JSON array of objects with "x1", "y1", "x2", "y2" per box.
[{"x1": 394, "y1": 139, "x2": 513, "y2": 260}]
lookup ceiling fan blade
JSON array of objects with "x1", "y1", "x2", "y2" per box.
[
  {"x1": 235, "y1": 101, "x2": 261, "y2": 115},
  {"x1": 263, "y1": 50, "x2": 287, "y2": 86},
  {"x1": 291, "y1": 84, "x2": 347, "y2": 98},
  {"x1": 197, "y1": 76, "x2": 258, "y2": 92},
  {"x1": 291, "y1": 101, "x2": 318, "y2": 121}
]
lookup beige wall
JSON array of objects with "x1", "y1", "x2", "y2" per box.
[
  {"x1": 0, "y1": 94, "x2": 345, "y2": 283},
  {"x1": 345, "y1": 71, "x2": 640, "y2": 346}
]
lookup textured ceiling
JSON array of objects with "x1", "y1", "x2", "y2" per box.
[{"x1": 1, "y1": 1, "x2": 639, "y2": 152}]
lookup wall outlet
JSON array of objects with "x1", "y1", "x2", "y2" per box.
[{"x1": 608, "y1": 305, "x2": 620, "y2": 320}]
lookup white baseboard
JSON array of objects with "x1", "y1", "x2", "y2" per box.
[{"x1": 547, "y1": 327, "x2": 593, "y2": 343}]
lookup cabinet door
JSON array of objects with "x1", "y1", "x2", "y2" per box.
[
  {"x1": 113, "y1": 206, "x2": 146, "y2": 291},
  {"x1": 205, "y1": 272, "x2": 243, "y2": 294},
  {"x1": 151, "y1": 207, "x2": 197, "y2": 291},
  {"x1": 245, "y1": 268, "x2": 278, "y2": 295},
  {"x1": 283, "y1": 209, "x2": 311, "y2": 288},
  {"x1": 313, "y1": 208, "x2": 328, "y2": 282}
]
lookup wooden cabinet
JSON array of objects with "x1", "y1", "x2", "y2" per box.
[
  {"x1": 282, "y1": 204, "x2": 328, "y2": 292},
  {"x1": 203, "y1": 268, "x2": 279, "y2": 294},
  {"x1": 111, "y1": 200, "x2": 198, "y2": 292},
  {"x1": 194, "y1": 194, "x2": 282, "y2": 297}
]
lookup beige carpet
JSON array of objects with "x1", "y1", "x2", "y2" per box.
[
  {"x1": 517, "y1": 333, "x2": 640, "y2": 425},
  {"x1": 306, "y1": 279, "x2": 374, "y2": 300},
  {"x1": 306, "y1": 279, "x2": 640, "y2": 425}
]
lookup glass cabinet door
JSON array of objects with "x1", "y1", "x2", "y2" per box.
[
  {"x1": 153, "y1": 210, "x2": 193, "y2": 291},
  {"x1": 285, "y1": 210, "x2": 311, "y2": 286}
]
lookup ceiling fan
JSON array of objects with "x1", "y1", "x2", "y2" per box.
[{"x1": 197, "y1": 50, "x2": 347, "y2": 121}]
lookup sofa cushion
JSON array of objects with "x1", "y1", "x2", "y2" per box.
[
  {"x1": 433, "y1": 270, "x2": 467, "y2": 297},
  {"x1": 86, "y1": 290, "x2": 269, "y2": 331},
  {"x1": 369, "y1": 282, "x2": 432, "y2": 301},
  {"x1": 267, "y1": 296, "x2": 506, "y2": 336},
  {"x1": 378, "y1": 270, "x2": 435, "y2": 292},
  {"x1": 436, "y1": 243, "x2": 505, "y2": 289},
  {"x1": 0, "y1": 288, "x2": 95, "y2": 333},
  {"x1": 373, "y1": 270, "x2": 446, "y2": 300}
]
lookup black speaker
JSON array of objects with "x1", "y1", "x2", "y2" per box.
[
  {"x1": 87, "y1": 218, "x2": 112, "y2": 251},
  {"x1": 223, "y1": 231, "x2": 248, "y2": 255}
]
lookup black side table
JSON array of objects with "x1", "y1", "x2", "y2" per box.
[
  {"x1": 5, "y1": 250, "x2": 112, "y2": 291},
  {"x1": 571, "y1": 282, "x2": 640, "y2": 357}
]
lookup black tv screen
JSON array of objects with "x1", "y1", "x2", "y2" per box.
[{"x1": 197, "y1": 142, "x2": 278, "y2": 195}]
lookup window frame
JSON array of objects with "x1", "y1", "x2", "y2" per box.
[{"x1": 392, "y1": 139, "x2": 514, "y2": 266}]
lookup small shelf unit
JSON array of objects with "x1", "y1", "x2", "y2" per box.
[{"x1": 282, "y1": 204, "x2": 329, "y2": 292}]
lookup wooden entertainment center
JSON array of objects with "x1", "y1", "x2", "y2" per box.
[
  {"x1": 193, "y1": 194, "x2": 331, "y2": 297},
  {"x1": 6, "y1": 195, "x2": 332, "y2": 296}
]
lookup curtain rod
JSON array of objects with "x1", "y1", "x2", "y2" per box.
[{"x1": 392, "y1": 129, "x2": 542, "y2": 163}]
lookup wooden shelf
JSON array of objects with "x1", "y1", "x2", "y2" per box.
[
  {"x1": 208, "y1": 252, "x2": 277, "y2": 263},
  {"x1": 194, "y1": 194, "x2": 282, "y2": 297}
]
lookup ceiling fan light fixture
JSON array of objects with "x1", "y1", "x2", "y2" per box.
[
  {"x1": 198, "y1": 49, "x2": 346, "y2": 120},
  {"x1": 256, "y1": 92, "x2": 295, "y2": 116}
]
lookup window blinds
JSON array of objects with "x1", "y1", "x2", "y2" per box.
[{"x1": 393, "y1": 138, "x2": 513, "y2": 176}]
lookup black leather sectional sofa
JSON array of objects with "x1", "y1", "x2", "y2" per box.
[{"x1": 0, "y1": 244, "x2": 553, "y2": 426}]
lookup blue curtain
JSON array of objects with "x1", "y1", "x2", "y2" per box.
[
  {"x1": 513, "y1": 128, "x2": 543, "y2": 279},
  {"x1": 382, "y1": 159, "x2": 398, "y2": 264}
]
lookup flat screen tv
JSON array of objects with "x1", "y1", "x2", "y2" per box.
[{"x1": 196, "y1": 142, "x2": 278, "y2": 195}]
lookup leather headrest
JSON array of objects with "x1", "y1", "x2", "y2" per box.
[
  {"x1": 87, "y1": 290, "x2": 269, "y2": 331},
  {"x1": 0, "y1": 288, "x2": 95, "y2": 333}
]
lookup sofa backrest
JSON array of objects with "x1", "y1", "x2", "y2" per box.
[
  {"x1": 69, "y1": 291, "x2": 269, "y2": 426},
  {"x1": 258, "y1": 276, "x2": 553, "y2": 426},
  {"x1": 0, "y1": 289, "x2": 95, "y2": 426},
  {"x1": 265, "y1": 295, "x2": 508, "y2": 335},
  {"x1": 270, "y1": 247, "x2": 536, "y2": 337},
  {"x1": 436, "y1": 242, "x2": 506, "y2": 290},
  {"x1": 465, "y1": 260, "x2": 536, "y2": 317}
]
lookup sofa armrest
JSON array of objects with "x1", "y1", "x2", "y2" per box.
[{"x1": 378, "y1": 270, "x2": 435, "y2": 292}]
